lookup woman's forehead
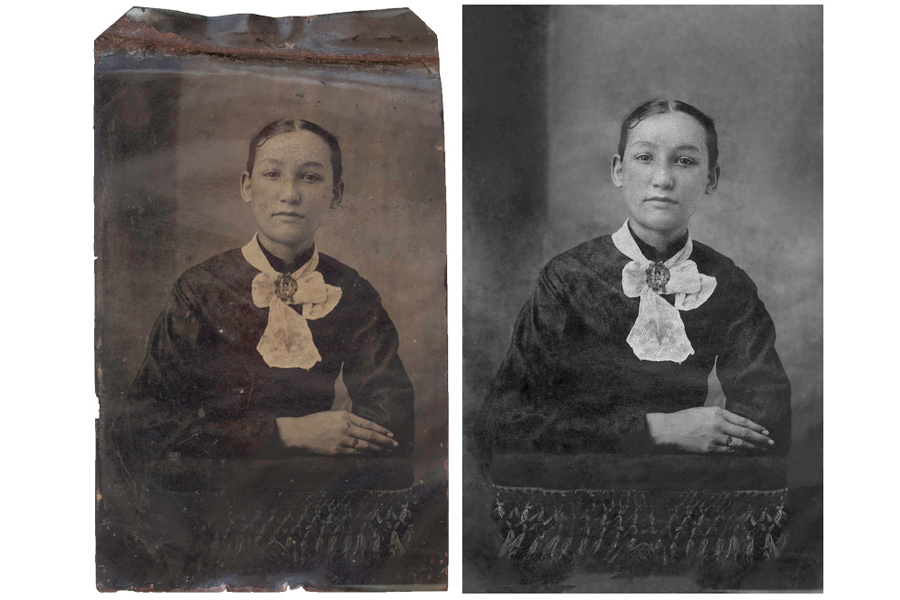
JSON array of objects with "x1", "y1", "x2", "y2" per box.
[
  {"x1": 627, "y1": 112, "x2": 707, "y2": 150},
  {"x1": 255, "y1": 129, "x2": 332, "y2": 164}
]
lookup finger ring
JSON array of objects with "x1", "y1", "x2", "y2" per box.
[
  {"x1": 353, "y1": 438, "x2": 359, "y2": 448},
  {"x1": 725, "y1": 436, "x2": 733, "y2": 446}
]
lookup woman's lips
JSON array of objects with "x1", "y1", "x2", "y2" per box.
[
  {"x1": 645, "y1": 196, "x2": 677, "y2": 205},
  {"x1": 273, "y1": 212, "x2": 304, "y2": 219}
]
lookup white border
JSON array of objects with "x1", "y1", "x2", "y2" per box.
[{"x1": 3, "y1": 1, "x2": 898, "y2": 598}]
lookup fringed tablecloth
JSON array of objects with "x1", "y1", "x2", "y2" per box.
[
  {"x1": 487, "y1": 453, "x2": 789, "y2": 576},
  {"x1": 97, "y1": 457, "x2": 447, "y2": 590},
  {"x1": 207, "y1": 485, "x2": 427, "y2": 574}
]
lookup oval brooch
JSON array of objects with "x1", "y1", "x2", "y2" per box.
[
  {"x1": 273, "y1": 273, "x2": 299, "y2": 302},
  {"x1": 645, "y1": 262, "x2": 670, "y2": 294}
]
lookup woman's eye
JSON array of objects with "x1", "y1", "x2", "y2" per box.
[
  {"x1": 301, "y1": 173, "x2": 322, "y2": 182},
  {"x1": 262, "y1": 170, "x2": 279, "y2": 178},
  {"x1": 634, "y1": 154, "x2": 652, "y2": 162},
  {"x1": 676, "y1": 157, "x2": 697, "y2": 166}
]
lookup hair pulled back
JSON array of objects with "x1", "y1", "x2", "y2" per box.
[
  {"x1": 617, "y1": 100, "x2": 718, "y2": 169},
  {"x1": 247, "y1": 118, "x2": 343, "y2": 184}
]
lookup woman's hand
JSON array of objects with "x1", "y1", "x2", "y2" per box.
[
  {"x1": 275, "y1": 410, "x2": 399, "y2": 455},
  {"x1": 645, "y1": 407, "x2": 774, "y2": 454}
]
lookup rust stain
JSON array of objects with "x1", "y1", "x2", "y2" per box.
[
  {"x1": 95, "y1": 14, "x2": 440, "y2": 71},
  {"x1": 98, "y1": 581, "x2": 382, "y2": 593}
]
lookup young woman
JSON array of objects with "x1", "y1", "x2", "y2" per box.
[
  {"x1": 121, "y1": 119, "x2": 415, "y2": 465},
  {"x1": 477, "y1": 100, "x2": 791, "y2": 458}
]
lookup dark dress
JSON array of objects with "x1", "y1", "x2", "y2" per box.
[
  {"x1": 477, "y1": 229, "x2": 791, "y2": 457},
  {"x1": 98, "y1": 245, "x2": 424, "y2": 588},
  {"x1": 119, "y1": 246, "x2": 415, "y2": 468}
]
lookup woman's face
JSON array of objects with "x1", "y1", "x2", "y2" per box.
[
  {"x1": 611, "y1": 111, "x2": 718, "y2": 242},
  {"x1": 241, "y1": 129, "x2": 342, "y2": 252}
]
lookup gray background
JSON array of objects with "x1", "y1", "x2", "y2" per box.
[{"x1": 464, "y1": 1, "x2": 821, "y2": 504}]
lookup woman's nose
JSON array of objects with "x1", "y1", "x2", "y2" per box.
[
  {"x1": 280, "y1": 179, "x2": 302, "y2": 203},
  {"x1": 651, "y1": 164, "x2": 675, "y2": 189}
]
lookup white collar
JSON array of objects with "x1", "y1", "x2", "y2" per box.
[
  {"x1": 242, "y1": 234, "x2": 319, "y2": 278},
  {"x1": 611, "y1": 221, "x2": 716, "y2": 363}
]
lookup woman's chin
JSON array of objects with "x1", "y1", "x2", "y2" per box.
[
  {"x1": 631, "y1": 215, "x2": 688, "y2": 237},
  {"x1": 260, "y1": 229, "x2": 316, "y2": 249}
]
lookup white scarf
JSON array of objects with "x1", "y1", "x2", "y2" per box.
[
  {"x1": 241, "y1": 235, "x2": 342, "y2": 369},
  {"x1": 611, "y1": 221, "x2": 716, "y2": 363}
]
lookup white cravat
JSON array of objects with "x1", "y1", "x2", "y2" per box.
[
  {"x1": 241, "y1": 236, "x2": 342, "y2": 369},
  {"x1": 611, "y1": 221, "x2": 716, "y2": 363}
]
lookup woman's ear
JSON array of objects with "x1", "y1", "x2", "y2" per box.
[
  {"x1": 331, "y1": 181, "x2": 345, "y2": 209},
  {"x1": 705, "y1": 165, "x2": 720, "y2": 194},
  {"x1": 611, "y1": 155, "x2": 624, "y2": 187},
  {"x1": 240, "y1": 172, "x2": 253, "y2": 204}
]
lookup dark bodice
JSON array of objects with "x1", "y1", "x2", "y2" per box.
[
  {"x1": 123, "y1": 249, "x2": 415, "y2": 462},
  {"x1": 478, "y1": 235, "x2": 791, "y2": 456}
]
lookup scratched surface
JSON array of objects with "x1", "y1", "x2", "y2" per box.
[{"x1": 95, "y1": 7, "x2": 446, "y2": 591}]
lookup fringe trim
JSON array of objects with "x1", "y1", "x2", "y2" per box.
[
  {"x1": 492, "y1": 486, "x2": 788, "y2": 566},
  {"x1": 207, "y1": 487, "x2": 425, "y2": 571}
]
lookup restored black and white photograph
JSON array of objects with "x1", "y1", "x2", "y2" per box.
[
  {"x1": 94, "y1": 7, "x2": 447, "y2": 590},
  {"x1": 463, "y1": 5, "x2": 822, "y2": 591}
]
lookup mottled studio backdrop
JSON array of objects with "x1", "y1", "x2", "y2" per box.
[
  {"x1": 96, "y1": 9, "x2": 447, "y2": 483},
  {"x1": 464, "y1": 4, "x2": 822, "y2": 490}
]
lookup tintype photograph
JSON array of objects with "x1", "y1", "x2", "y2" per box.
[
  {"x1": 463, "y1": 5, "x2": 822, "y2": 591},
  {"x1": 95, "y1": 7, "x2": 447, "y2": 591}
]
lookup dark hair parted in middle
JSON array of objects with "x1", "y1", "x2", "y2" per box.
[
  {"x1": 617, "y1": 100, "x2": 719, "y2": 170},
  {"x1": 247, "y1": 118, "x2": 343, "y2": 185}
]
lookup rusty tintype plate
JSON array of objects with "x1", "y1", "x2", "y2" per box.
[{"x1": 95, "y1": 7, "x2": 446, "y2": 591}]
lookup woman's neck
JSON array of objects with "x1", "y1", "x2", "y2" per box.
[
  {"x1": 257, "y1": 234, "x2": 314, "y2": 271},
  {"x1": 628, "y1": 220, "x2": 688, "y2": 254}
]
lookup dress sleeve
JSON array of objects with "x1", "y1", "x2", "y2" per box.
[
  {"x1": 476, "y1": 268, "x2": 651, "y2": 455},
  {"x1": 341, "y1": 281, "x2": 415, "y2": 457},
  {"x1": 715, "y1": 272, "x2": 792, "y2": 456},
  {"x1": 116, "y1": 280, "x2": 278, "y2": 469}
]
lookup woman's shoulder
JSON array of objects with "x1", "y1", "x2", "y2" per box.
[
  {"x1": 168, "y1": 248, "x2": 246, "y2": 288},
  {"x1": 690, "y1": 239, "x2": 761, "y2": 296},
  {"x1": 174, "y1": 248, "x2": 253, "y2": 291},
  {"x1": 540, "y1": 234, "x2": 622, "y2": 287},
  {"x1": 316, "y1": 253, "x2": 381, "y2": 302},
  {"x1": 691, "y1": 240, "x2": 752, "y2": 277},
  {"x1": 547, "y1": 234, "x2": 618, "y2": 268}
]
